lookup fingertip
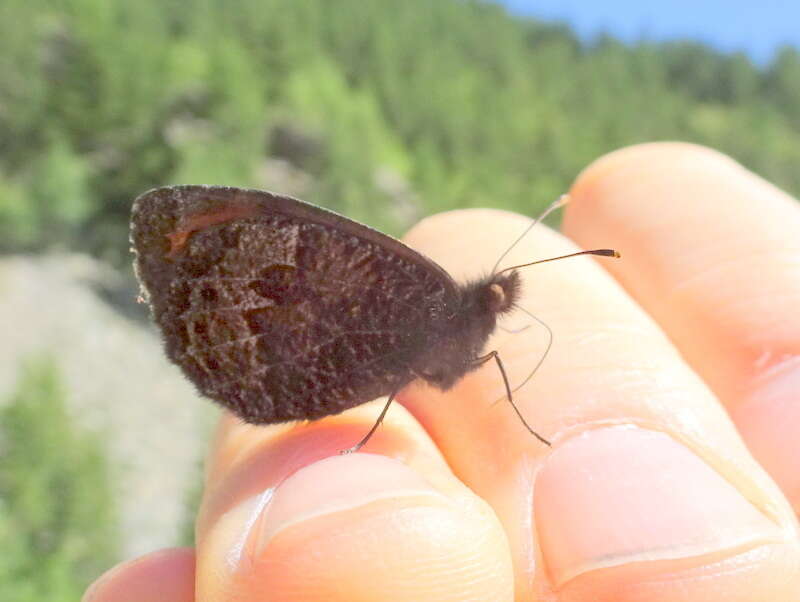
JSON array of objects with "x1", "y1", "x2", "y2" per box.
[
  {"x1": 408, "y1": 208, "x2": 526, "y2": 237},
  {"x1": 569, "y1": 142, "x2": 743, "y2": 203},
  {"x1": 564, "y1": 141, "x2": 800, "y2": 515},
  {"x1": 535, "y1": 427, "x2": 789, "y2": 588},
  {"x1": 197, "y1": 453, "x2": 513, "y2": 601},
  {"x1": 403, "y1": 207, "x2": 574, "y2": 281},
  {"x1": 83, "y1": 547, "x2": 195, "y2": 602}
]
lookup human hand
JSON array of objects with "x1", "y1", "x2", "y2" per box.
[{"x1": 84, "y1": 143, "x2": 800, "y2": 601}]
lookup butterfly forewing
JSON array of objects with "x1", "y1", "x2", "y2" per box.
[{"x1": 131, "y1": 186, "x2": 460, "y2": 423}]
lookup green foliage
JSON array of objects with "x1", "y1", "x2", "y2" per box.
[
  {"x1": 0, "y1": 357, "x2": 119, "y2": 601},
  {"x1": 0, "y1": 0, "x2": 799, "y2": 263},
  {"x1": 0, "y1": 174, "x2": 38, "y2": 250}
]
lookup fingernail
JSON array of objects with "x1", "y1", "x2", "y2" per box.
[
  {"x1": 243, "y1": 454, "x2": 443, "y2": 562},
  {"x1": 534, "y1": 426, "x2": 783, "y2": 587},
  {"x1": 733, "y1": 359, "x2": 800, "y2": 512}
]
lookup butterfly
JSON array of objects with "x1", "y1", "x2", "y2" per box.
[{"x1": 131, "y1": 185, "x2": 617, "y2": 451}]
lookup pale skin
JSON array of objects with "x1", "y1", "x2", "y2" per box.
[{"x1": 84, "y1": 143, "x2": 800, "y2": 601}]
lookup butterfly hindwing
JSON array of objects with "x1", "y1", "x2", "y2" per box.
[{"x1": 131, "y1": 186, "x2": 460, "y2": 423}]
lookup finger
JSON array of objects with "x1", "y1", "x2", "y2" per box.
[
  {"x1": 82, "y1": 547, "x2": 195, "y2": 602},
  {"x1": 194, "y1": 405, "x2": 513, "y2": 601},
  {"x1": 564, "y1": 142, "x2": 800, "y2": 512},
  {"x1": 400, "y1": 208, "x2": 800, "y2": 601}
]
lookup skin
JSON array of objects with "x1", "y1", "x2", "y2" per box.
[{"x1": 84, "y1": 143, "x2": 800, "y2": 601}]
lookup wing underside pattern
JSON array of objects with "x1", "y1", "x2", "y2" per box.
[{"x1": 132, "y1": 188, "x2": 458, "y2": 423}]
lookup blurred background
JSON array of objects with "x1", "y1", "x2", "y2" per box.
[{"x1": 1, "y1": 0, "x2": 798, "y2": 598}]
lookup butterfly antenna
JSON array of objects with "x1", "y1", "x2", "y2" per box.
[
  {"x1": 498, "y1": 323, "x2": 532, "y2": 334},
  {"x1": 495, "y1": 248, "x2": 620, "y2": 277},
  {"x1": 511, "y1": 306, "x2": 553, "y2": 394},
  {"x1": 490, "y1": 305, "x2": 553, "y2": 408},
  {"x1": 490, "y1": 194, "x2": 569, "y2": 275},
  {"x1": 492, "y1": 243, "x2": 621, "y2": 400}
]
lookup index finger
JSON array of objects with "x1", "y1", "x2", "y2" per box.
[
  {"x1": 564, "y1": 142, "x2": 800, "y2": 511},
  {"x1": 400, "y1": 205, "x2": 799, "y2": 601}
]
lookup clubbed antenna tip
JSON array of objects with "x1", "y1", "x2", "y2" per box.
[{"x1": 593, "y1": 249, "x2": 621, "y2": 258}]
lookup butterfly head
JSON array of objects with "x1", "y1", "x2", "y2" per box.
[{"x1": 413, "y1": 270, "x2": 522, "y2": 391}]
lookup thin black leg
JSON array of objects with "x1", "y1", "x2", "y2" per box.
[
  {"x1": 340, "y1": 390, "x2": 398, "y2": 454},
  {"x1": 475, "y1": 351, "x2": 551, "y2": 446}
]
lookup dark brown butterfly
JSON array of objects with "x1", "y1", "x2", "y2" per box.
[{"x1": 131, "y1": 185, "x2": 617, "y2": 451}]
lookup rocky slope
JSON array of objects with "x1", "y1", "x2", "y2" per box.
[{"x1": 0, "y1": 254, "x2": 216, "y2": 557}]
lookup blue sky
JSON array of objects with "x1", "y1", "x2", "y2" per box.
[{"x1": 497, "y1": 0, "x2": 799, "y2": 65}]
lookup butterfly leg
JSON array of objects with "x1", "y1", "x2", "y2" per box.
[
  {"x1": 340, "y1": 389, "x2": 399, "y2": 454},
  {"x1": 473, "y1": 351, "x2": 551, "y2": 446}
]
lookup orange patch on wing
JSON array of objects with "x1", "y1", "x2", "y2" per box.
[{"x1": 166, "y1": 203, "x2": 260, "y2": 259}]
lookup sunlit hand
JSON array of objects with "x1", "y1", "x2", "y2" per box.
[{"x1": 84, "y1": 143, "x2": 800, "y2": 601}]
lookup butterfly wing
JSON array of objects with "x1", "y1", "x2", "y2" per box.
[{"x1": 131, "y1": 185, "x2": 460, "y2": 423}]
